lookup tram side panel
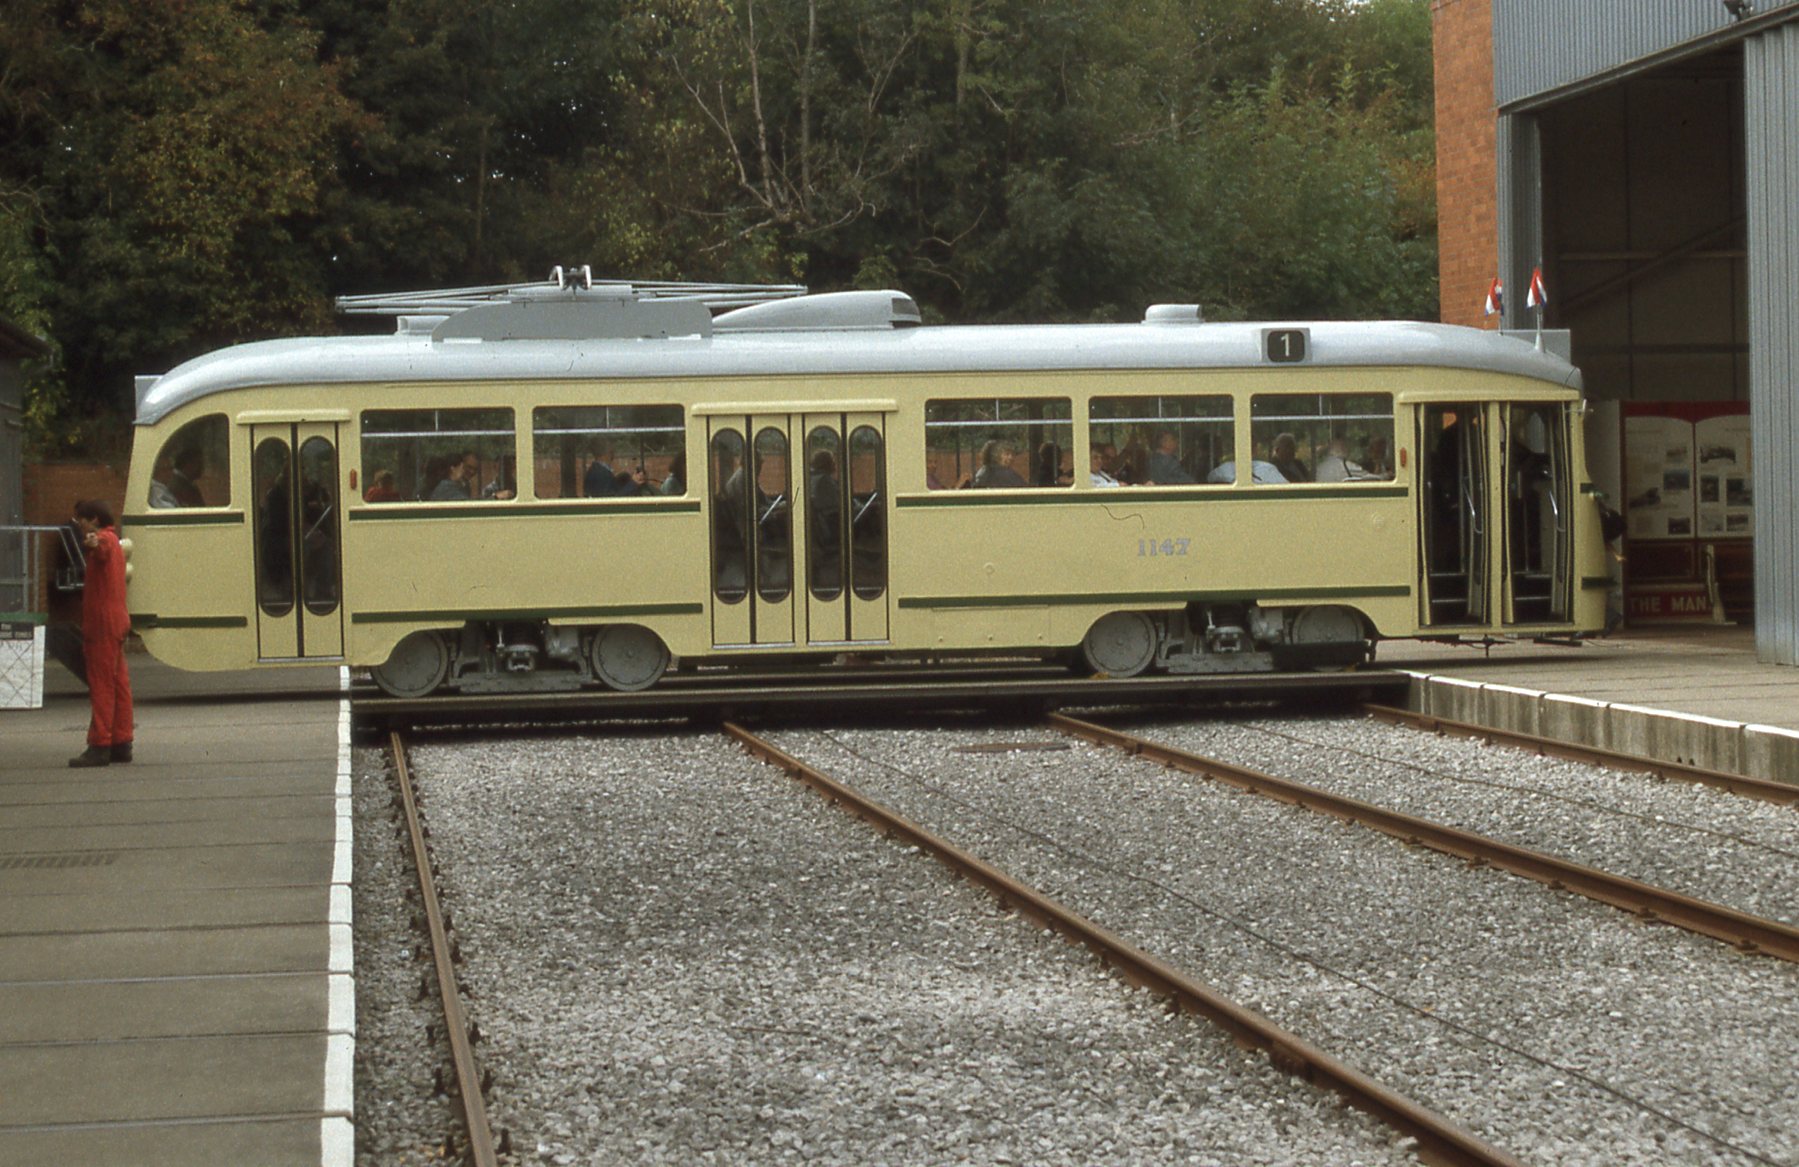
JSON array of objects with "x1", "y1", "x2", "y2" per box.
[{"x1": 881, "y1": 490, "x2": 1421, "y2": 655}]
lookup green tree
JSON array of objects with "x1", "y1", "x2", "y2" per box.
[{"x1": 0, "y1": 0, "x2": 361, "y2": 450}]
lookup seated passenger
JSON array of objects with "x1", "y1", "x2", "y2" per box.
[
  {"x1": 583, "y1": 442, "x2": 621, "y2": 497},
  {"x1": 972, "y1": 440, "x2": 1027, "y2": 488},
  {"x1": 1362, "y1": 436, "x2": 1394, "y2": 479},
  {"x1": 1090, "y1": 442, "x2": 1121, "y2": 488},
  {"x1": 481, "y1": 455, "x2": 518, "y2": 500},
  {"x1": 1315, "y1": 438, "x2": 1369, "y2": 483},
  {"x1": 150, "y1": 447, "x2": 206, "y2": 508},
  {"x1": 425, "y1": 454, "x2": 475, "y2": 501},
  {"x1": 1033, "y1": 441, "x2": 1066, "y2": 487},
  {"x1": 1269, "y1": 433, "x2": 1312, "y2": 483},
  {"x1": 1115, "y1": 437, "x2": 1150, "y2": 485},
  {"x1": 1147, "y1": 431, "x2": 1196, "y2": 484},
  {"x1": 364, "y1": 469, "x2": 401, "y2": 502},
  {"x1": 659, "y1": 452, "x2": 687, "y2": 496},
  {"x1": 167, "y1": 447, "x2": 206, "y2": 506},
  {"x1": 1208, "y1": 460, "x2": 1290, "y2": 485}
]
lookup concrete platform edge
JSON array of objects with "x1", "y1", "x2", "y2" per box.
[
  {"x1": 329, "y1": 667, "x2": 355, "y2": 1167},
  {"x1": 1401, "y1": 670, "x2": 1799, "y2": 786}
]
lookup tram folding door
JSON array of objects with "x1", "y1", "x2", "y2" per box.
[
  {"x1": 1418, "y1": 402, "x2": 1575, "y2": 630},
  {"x1": 706, "y1": 415, "x2": 795, "y2": 648},
  {"x1": 1417, "y1": 404, "x2": 1491, "y2": 627},
  {"x1": 707, "y1": 412, "x2": 891, "y2": 651},
  {"x1": 800, "y1": 413, "x2": 889, "y2": 646},
  {"x1": 249, "y1": 423, "x2": 345, "y2": 660},
  {"x1": 1499, "y1": 403, "x2": 1573, "y2": 625}
]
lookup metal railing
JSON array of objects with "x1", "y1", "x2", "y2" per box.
[{"x1": 0, "y1": 524, "x2": 83, "y2": 616}]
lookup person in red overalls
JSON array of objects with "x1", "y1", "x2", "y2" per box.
[{"x1": 70, "y1": 499, "x2": 133, "y2": 767}]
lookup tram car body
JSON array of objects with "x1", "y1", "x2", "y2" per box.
[{"x1": 122, "y1": 282, "x2": 1611, "y2": 696}]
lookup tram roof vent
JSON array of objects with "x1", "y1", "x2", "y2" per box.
[
  {"x1": 334, "y1": 268, "x2": 809, "y2": 343},
  {"x1": 714, "y1": 290, "x2": 922, "y2": 332},
  {"x1": 1143, "y1": 303, "x2": 1204, "y2": 325}
]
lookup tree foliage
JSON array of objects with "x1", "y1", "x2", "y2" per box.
[{"x1": 1, "y1": 0, "x2": 1435, "y2": 452}]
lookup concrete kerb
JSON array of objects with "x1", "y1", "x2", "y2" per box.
[
  {"x1": 1403, "y1": 671, "x2": 1792, "y2": 784},
  {"x1": 1541, "y1": 693, "x2": 1611, "y2": 752},
  {"x1": 1743, "y1": 724, "x2": 1799, "y2": 786}
]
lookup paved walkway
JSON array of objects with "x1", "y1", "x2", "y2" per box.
[{"x1": 0, "y1": 654, "x2": 349, "y2": 1167}]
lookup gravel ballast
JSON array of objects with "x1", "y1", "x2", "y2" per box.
[
  {"x1": 360, "y1": 730, "x2": 1422, "y2": 1166},
  {"x1": 765, "y1": 720, "x2": 1799, "y2": 1167}
]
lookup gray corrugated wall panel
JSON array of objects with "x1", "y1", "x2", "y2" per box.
[
  {"x1": 1495, "y1": 114, "x2": 1542, "y2": 331},
  {"x1": 1746, "y1": 23, "x2": 1799, "y2": 665},
  {"x1": 1495, "y1": 0, "x2": 1799, "y2": 107}
]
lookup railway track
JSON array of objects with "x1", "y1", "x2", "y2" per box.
[
  {"x1": 349, "y1": 663, "x2": 1410, "y2": 731},
  {"x1": 1052, "y1": 714, "x2": 1799, "y2": 963},
  {"x1": 385, "y1": 732, "x2": 503, "y2": 1167},
  {"x1": 723, "y1": 722, "x2": 1525, "y2": 1167},
  {"x1": 362, "y1": 709, "x2": 1798, "y2": 1164}
]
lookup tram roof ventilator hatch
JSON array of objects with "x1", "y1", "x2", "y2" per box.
[{"x1": 333, "y1": 266, "x2": 921, "y2": 342}]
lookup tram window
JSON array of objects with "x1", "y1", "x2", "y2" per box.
[
  {"x1": 754, "y1": 428, "x2": 792, "y2": 602},
  {"x1": 360, "y1": 408, "x2": 515, "y2": 502},
  {"x1": 532, "y1": 404, "x2": 686, "y2": 499},
  {"x1": 710, "y1": 429, "x2": 749, "y2": 603},
  {"x1": 149, "y1": 414, "x2": 230, "y2": 508},
  {"x1": 253, "y1": 438, "x2": 294, "y2": 617},
  {"x1": 298, "y1": 436, "x2": 341, "y2": 616},
  {"x1": 848, "y1": 426, "x2": 887, "y2": 600},
  {"x1": 1089, "y1": 396, "x2": 1231, "y2": 487},
  {"x1": 806, "y1": 426, "x2": 844, "y2": 601},
  {"x1": 924, "y1": 398, "x2": 1073, "y2": 490},
  {"x1": 1247, "y1": 393, "x2": 1394, "y2": 485}
]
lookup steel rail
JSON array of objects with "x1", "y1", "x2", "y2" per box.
[
  {"x1": 1050, "y1": 713, "x2": 1799, "y2": 964},
  {"x1": 1364, "y1": 703, "x2": 1799, "y2": 806},
  {"x1": 389, "y1": 732, "x2": 500, "y2": 1167},
  {"x1": 723, "y1": 722, "x2": 1527, "y2": 1167},
  {"x1": 353, "y1": 668, "x2": 1409, "y2": 728}
]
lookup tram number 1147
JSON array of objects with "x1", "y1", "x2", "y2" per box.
[{"x1": 1138, "y1": 537, "x2": 1192, "y2": 558}]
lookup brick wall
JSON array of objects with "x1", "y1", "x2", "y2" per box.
[
  {"x1": 1432, "y1": 0, "x2": 1500, "y2": 329},
  {"x1": 23, "y1": 462, "x2": 129, "y2": 528}
]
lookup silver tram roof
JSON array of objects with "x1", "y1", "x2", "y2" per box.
[{"x1": 134, "y1": 287, "x2": 1582, "y2": 426}]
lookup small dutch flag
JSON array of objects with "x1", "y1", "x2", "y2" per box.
[
  {"x1": 1527, "y1": 266, "x2": 1548, "y2": 310},
  {"x1": 1484, "y1": 277, "x2": 1503, "y2": 317}
]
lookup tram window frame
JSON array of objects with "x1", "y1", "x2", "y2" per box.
[
  {"x1": 1247, "y1": 393, "x2": 1395, "y2": 486},
  {"x1": 805, "y1": 426, "x2": 844, "y2": 601},
  {"x1": 923, "y1": 397, "x2": 1074, "y2": 490},
  {"x1": 848, "y1": 425, "x2": 887, "y2": 600},
  {"x1": 1089, "y1": 395, "x2": 1233, "y2": 487},
  {"x1": 532, "y1": 404, "x2": 686, "y2": 499},
  {"x1": 360, "y1": 408, "x2": 516, "y2": 503},
  {"x1": 148, "y1": 413, "x2": 231, "y2": 508}
]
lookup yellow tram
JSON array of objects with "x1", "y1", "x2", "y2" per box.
[{"x1": 121, "y1": 277, "x2": 1611, "y2": 696}]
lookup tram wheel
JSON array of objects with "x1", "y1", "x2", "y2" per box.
[
  {"x1": 590, "y1": 625, "x2": 670, "y2": 692},
  {"x1": 372, "y1": 630, "x2": 451, "y2": 698},
  {"x1": 1080, "y1": 611, "x2": 1158, "y2": 678}
]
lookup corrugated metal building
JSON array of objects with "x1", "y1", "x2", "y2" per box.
[{"x1": 1442, "y1": 0, "x2": 1799, "y2": 664}]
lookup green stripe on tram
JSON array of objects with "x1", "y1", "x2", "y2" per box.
[
  {"x1": 120, "y1": 511, "x2": 245, "y2": 527},
  {"x1": 897, "y1": 585, "x2": 1411, "y2": 610},
  {"x1": 130, "y1": 613, "x2": 249, "y2": 629},
  {"x1": 351, "y1": 601, "x2": 704, "y2": 624},
  {"x1": 896, "y1": 486, "x2": 1407, "y2": 508},
  {"x1": 348, "y1": 500, "x2": 701, "y2": 520}
]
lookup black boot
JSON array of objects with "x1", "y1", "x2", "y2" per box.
[
  {"x1": 110, "y1": 742, "x2": 133, "y2": 764},
  {"x1": 69, "y1": 747, "x2": 111, "y2": 768}
]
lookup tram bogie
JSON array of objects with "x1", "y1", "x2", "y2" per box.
[{"x1": 120, "y1": 279, "x2": 1611, "y2": 696}]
